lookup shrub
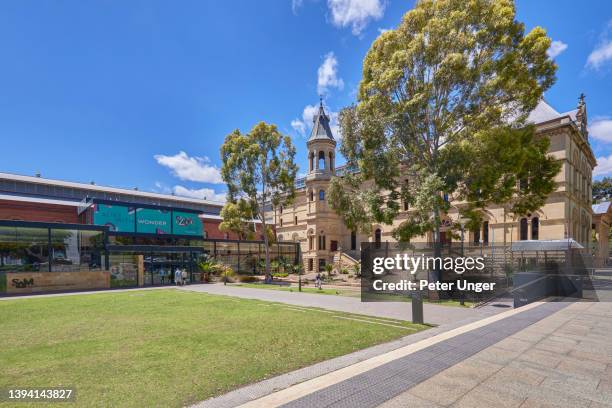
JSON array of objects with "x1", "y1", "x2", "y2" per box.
[
  {"x1": 238, "y1": 275, "x2": 260, "y2": 283},
  {"x1": 340, "y1": 268, "x2": 349, "y2": 275},
  {"x1": 272, "y1": 272, "x2": 288, "y2": 278}
]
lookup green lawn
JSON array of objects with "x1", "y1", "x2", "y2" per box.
[
  {"x1": 235, "y1": 283, "x2": 475, "y2": 307},
  {"x1": 0, "y1": 289, "x2": 427, "y2": 407}
]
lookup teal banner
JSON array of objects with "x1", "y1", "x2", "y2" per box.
[
  {"x1": 172, "y1": 211, "x2": 203, "y2": 236},
  {"x1": 93, "y1": 204, "x2": 135, "y2": 232},
  {"x1": 136, "y1": 208, "x2": 171, "y2": 234}
]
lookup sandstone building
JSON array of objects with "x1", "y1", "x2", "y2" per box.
[{"x1": 271, "y1": 96, "x2": 597, "y2": 272}]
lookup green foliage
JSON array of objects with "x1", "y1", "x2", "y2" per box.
[
  {"x1": 219, "y1": 200, "x2": 257, "y2": 240},
  {"x1": 238, "y1": 275, "x2": 259, "y2": 283},
  {"x1": 593, "y1": 177, "x2": 612, "y2": 203},
  {"x1": 340, "y1": 268, "x2": 349, "y2": 275},
  {"x1": 324, "y1": 264, "x2": 334, "y2": 274},
  {"x1": 328, "y1": 0, "x2": 558, "y2": 242},
  {"x1": 220, "y1": 122, "x2": 298, "y2": 275}
]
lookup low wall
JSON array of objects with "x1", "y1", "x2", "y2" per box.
[{"x1": 3, "y1": 271, "x2": 111, "y2": 295}]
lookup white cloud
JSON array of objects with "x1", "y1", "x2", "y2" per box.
[
  {"x1": 587, "y1": 41, "x2": 612, "y2": 70},
  {"x1": 291, "y1": 119, "x2": 307, "y2": 136},
  {"x1": 327, "y1": 0, "x2": 386, "y2": 35},
  {"x1": 292, "y1": 0, "x2": 303, "y2": 14},
  {"x1": 377, "y1": 27, "x2": 391, "y2": 34},
  {"x1": 317, "y1": 52, "x2": 344, "y2": 95},
  {"x1": 590, "y1": 118, "x2": 612, "y2": 143},
  {"x1": 153, "y1": 181, "x2": 172, "y2": 194},
  {"x1": 547, "y1": 40, "x2": 568, "y2": 58},
  {"x1": 594, "y1": 155, "x2": 612, "y2": 177},
  {"x1": 172, "y1": 185, "x2": 226, "y2": 203},
  {"x1": 154, "y1": 151, "x2": 223, "y2": 184},
  {"x1": 291, "y1": 103, "x2": 341, "y2": 139}
]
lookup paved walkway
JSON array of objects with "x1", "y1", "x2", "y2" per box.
[
  {"x1": 198, "y1": 300, "x2": 612, "y2": 408},
  {"x1": 180, "y1": 283, "x2": 511, "y2": 325}
]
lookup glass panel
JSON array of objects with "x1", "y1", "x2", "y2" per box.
[
  {"x1": 50, "y1": 229, "x2": 105, "y2": 272},
  {"x1": 0, "y1": 226, "x2": 49, "y2": 273},
  {"x1": 108, "y1": 252, "x2": 139, "y2": 287}
]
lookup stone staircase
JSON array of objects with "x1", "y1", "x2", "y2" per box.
[{"x1": 332, "y1": 250, "x2": 360, "y2": 272}]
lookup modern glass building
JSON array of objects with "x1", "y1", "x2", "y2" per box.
[
  {"x1": 0, "y1": 173, "x2": 299, "y2": 295},
  {"x1": 0, "y1": 220, "x2": 299, "y2": 295}
]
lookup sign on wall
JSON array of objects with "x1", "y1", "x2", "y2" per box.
[
  {"x1": 172, "y1": 211, "x2": 203, "y2": 236},
  {"x1": 93, "y1": 204, "x2": 136, "y2": 232},
  {"x1": 92, "y1": 203, "x2": 203, "y2": 236},
  {"x1": 135, "y1": 208, "x2": 171, "y2": 234}
]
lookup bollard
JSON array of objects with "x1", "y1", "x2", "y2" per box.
[{"x1": 411, "y1": 292, "x2": 424, "y2": 324}]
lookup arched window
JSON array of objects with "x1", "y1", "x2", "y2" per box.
[
  {"x1": 278, "y1": 234, "x2": 283, "y2": 241},
  {"x1": 319, "y1": 189, "x2": 325, "y2": 201},
  {"x1": 279, "y1": 218, "x2": 283, "y2": 227},
  {"x1": 520, "y1": 218, "x2": 528, "y2": 241},
  {"x1": 309, "y1": 236, "x2": 314, "y2": 250},
  {"x1": 329, "y1": 151, "x2": 334, "y2": 170},
  {"x1": 351, "y1": 231, "x2": 357, "y2": 250},
  {"x1": 531, "y1": 218, "x2": 539, "y2": 240},
  {"x1": 309, "y1": 152, "x2": 314, "y2": 172},
  {"x1": 318, "y1": 151, "x2": 325, "y2": 170},
  {"x1": 375, "y1": 228, "x2": 382, "y2": 248}
]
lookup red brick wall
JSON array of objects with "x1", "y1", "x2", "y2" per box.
[
  {"x1": 0, "y1": 200, "x2": 79, "y2": 223},
  {"x1": 201, "y1": 218, "x2": 265, "y2": 240}
]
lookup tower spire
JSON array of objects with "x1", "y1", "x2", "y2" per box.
[{"x1": 308, "y1": 98, "x2": 335, "y2": 142}]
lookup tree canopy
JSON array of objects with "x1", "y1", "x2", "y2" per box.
[
  {"x1": 593, "y1": 177, "x2": 612, "y2": 203},
  {"x1": 220, "y1": 122, "x2": 297, "y2": 277},
  {"x1": 328, "y1": 0, "x2": 560, "y2": 242}
]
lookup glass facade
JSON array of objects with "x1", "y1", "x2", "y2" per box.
[
  {"x1": 0, "y1": 220, "x2": 299, "y2": 294},
  {"x1": 0, "y1": 224, "x2": 105, "y2": 274}
]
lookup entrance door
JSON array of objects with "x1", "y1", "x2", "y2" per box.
[{"x1": 144, "y1": 251, "x2": 193, "y2": 286}]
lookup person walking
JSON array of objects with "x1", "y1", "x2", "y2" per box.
[
  {"x1": 175, "y1": 267, "x2": 182, "y2": 286},
  {"x1": 181, "y1": 269, "x2": 188, "y2": 285},
  {"x1": 315, "y1": 272, "x2": 322, "y2": 290}
]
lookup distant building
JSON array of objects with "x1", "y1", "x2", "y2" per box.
[{"x1": 271, "y1": 96, "x2": 596, "y2": 272}]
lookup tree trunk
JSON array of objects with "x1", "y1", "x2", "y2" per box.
[{"x1": 260, "y1": 207, "x2": 271, "y2": 283}]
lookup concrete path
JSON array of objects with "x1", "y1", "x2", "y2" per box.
[
  {"x1": 224, "y1": 301, "x2": 611, "y2": 408},
  {"x1": 180, "y1": 283, "x2": 512, "y2": 325}
]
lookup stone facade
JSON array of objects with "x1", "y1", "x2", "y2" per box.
[{"x1": 271, "y1": 97, "x2": 597, "y2": 273}]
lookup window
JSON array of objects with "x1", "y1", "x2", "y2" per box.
[
  {"x1": 443, "y1": 193, "x2": 449, "y2": 202},
  {"x1": 279, "y1": 218, "x2": 283, "y2": 227},
  {"x1": 473, "y1": 225, "x2": 480, "y2": 244},
  {"x1": 319, "y1": 189, "x2": 325, "y2": 201},
  {"x1": 309, "y1": 152, "x2": 314, "y2": 172},
  {"x1": 351, "y1": 231, "x2": 357, "y2": 250},
  {"x1": 308, "y1": 236, "x2": 314, "y2": 251},
  {"x1": 403, "y1": 200, "x2": 408, "y2": 211},
  {"x1": 519, "y1": 218, "x2": 528, "y2": 241},
  {"x1": 318, "y1": 234, "x2": 326, "y2": 250},
  {"x1": 483, "y1": 221, "x2": 489, "y2": 244},
  {"x1": 294, "y1": 216, "x2": 298, "y2": 226},
  {"x1": 531, "y1": 218, "x2": 539, "y2": 240},
  {"x1": 330, "y1": 240, "x2": 338, "y2": 252},
  {"x1": 318, "y1": 258, "x2": 326, "y2": 270},
  {"x1": 318, "y1": 151, "x2": 325, "y2": 170},
  {"x1": 279, "y1": 205, "x2": 283, "y2": 214},
  {"x1": 308, "y1": 258, "x2": 313, "y2": 271},
  {"x1": 374, "y1": 228, "x2": 382, "y2": 249},
  {"x1": 329, "y1": 152, "x2": 334, "y2": 170},
  {"x1": 309, "y1": 190, "x2": 314, "y2": 201}
]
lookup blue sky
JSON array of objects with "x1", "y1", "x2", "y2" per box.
[{"x1": 1, "y1": 0, "x2": 611, "y2": 202}]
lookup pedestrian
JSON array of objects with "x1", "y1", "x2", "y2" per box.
[
  {"x1": 315, "y1": 272, "x2": 322, "y2": 289},
  {"x1": 181, "y1": 269, "x2": 188, "y2": 285},
  {"x1": 175, "y1": 267, "x2": 182, "y2": 286}
]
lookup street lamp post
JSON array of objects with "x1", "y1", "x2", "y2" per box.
[{"x1": 458, "y1": 218, "x2": 469, "y2": 306}]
